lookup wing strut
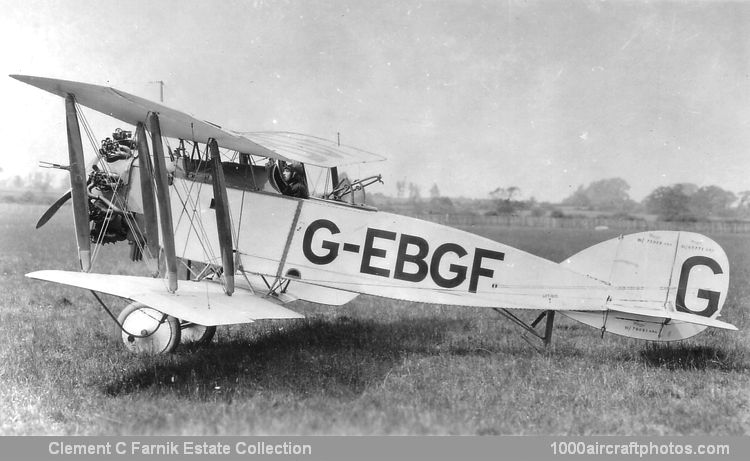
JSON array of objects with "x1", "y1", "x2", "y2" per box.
[
  {"x1": 147, "y1": 112, "x2": 178, "y2": 292},
  {"x1": 135, "y1": 122, "x2": 160, "y2": 261},
  {"x1": 64, "y1": 94, "x2": 91, "y2": 272},
  {"x1": 208, "y1": 138, "x2": 235, "y2": 295}
]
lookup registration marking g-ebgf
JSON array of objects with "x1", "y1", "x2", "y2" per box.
[{"x1": 302, "y1": 219, "x2": 505, "y2": 293}]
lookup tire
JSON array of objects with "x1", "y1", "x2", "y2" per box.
[
  {"x1": 117, "y1": 302, "x2": 181, "y2": 354},
  {"x1": 180, "y1": 323, "x2": 217, "y2": 346}
]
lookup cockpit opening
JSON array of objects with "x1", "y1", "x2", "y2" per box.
[{"x1": 170, "y1": 143, "x2": 380, "y2": 208}]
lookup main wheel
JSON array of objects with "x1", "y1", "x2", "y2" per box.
[
  {"x1": 180, "y1": 322, "x2": 216, "y2": 345},
  {"x1": 117, "y1": 302, "x2": 181, "y2": 354}
]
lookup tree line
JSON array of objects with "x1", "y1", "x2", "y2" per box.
[
  {"x1": 560, "y1": 178, "x2": 748, "y2": 221},
  {"x1": 371, "y1": 178, "x2": 750, "y2": 222}
]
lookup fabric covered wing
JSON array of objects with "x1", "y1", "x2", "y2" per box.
[
  {"x1": 11, "y1": 75, "x2": 274, "y2": 158},
  {"x1": 239, "y1": 132, "x2": 385, "y2": 167},
  {"x1": 27, "y1": 270, "x2": 304, "y2": 326},
  {"x1": 10, "y1": 75, "x2": 384, "y2": 167}
]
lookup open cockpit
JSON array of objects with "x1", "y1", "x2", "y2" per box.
[{"x1": 172, "y1": 142, "x2": 382, "y2": 208}]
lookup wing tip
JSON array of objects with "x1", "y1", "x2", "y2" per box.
[
  {"x1": 9, "y1": 74, "x2": 38, "y2": 83},
  {"x1": 25, "y1": 269, "x2": 69, "y2": 281},
  {"x1": 711, "y1": 320, "x2": 739, "y2": 331},
  {"x1": 9, "y1": 74, "x2": 30, "y2": 84},
  {"x1": 25, "y1": 270, "x2": 49, "y2": 280}
]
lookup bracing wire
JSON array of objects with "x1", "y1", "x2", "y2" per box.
[{"x1": 75, "y1": 103, "x2": 157, "y2": 275}]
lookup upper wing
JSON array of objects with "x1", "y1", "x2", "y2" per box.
[
  {"x1": 10, "y1": 75, "x2": 271, "y2": 158},
  {"x1": 26, "y1": 270, "x2": 304, "y2": 326},
  {"x1": 239, "y1": 131, "x2": 385, "y2": 168},
  {"x1": 10, "y1": 74, "x2": 385, "y2": 167}
]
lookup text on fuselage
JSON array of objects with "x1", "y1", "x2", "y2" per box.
[{"x1": 302, "y1": 219, "x2": 504, "y2": 293}]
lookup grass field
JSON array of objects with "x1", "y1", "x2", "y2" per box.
[{"x1": 1, "y1": 203, "x2": 748, "y2": 435}]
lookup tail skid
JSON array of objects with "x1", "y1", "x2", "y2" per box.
[{"x1": 493, "y1": 308, "x2": 556, "y2": 349}]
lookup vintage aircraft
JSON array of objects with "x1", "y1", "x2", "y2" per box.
[{"x1": 10, "y1": 74, "x2": 738, "y2": 354}]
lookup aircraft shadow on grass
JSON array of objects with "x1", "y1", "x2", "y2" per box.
[
  {"x1": 636, "y1": 344, "x2": 748, "y2": 372},
  {"x1": 102, "y1": 316, "x2": 747, "y2": 400},
  {"x1": 103, "y1": 316, "x2": 487, "y2": 399}
]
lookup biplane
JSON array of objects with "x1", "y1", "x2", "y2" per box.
[{"x1": 10, "y1": 74, "x2": 738, "y2": 354}]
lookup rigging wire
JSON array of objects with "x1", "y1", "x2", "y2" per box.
[
  {"x1": 169, "y1": 142, "x2": 225, "y2": 284},
  {"x1": 173, "y1": 174, "x2": 218, "y2": 264},
  {"x1": 118, "y1": 128, "x2": 158, "y2": 272},
  {"x1": 76, "y1": 104, "x2": 158, "y2": 274},
  {"x1": 75, "y1": 104, "x2": 106, "y2": 267}
]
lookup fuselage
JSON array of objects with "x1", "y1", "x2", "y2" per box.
[{"x1": 130, "y1": 156, "x2": 611, "y2": 311}]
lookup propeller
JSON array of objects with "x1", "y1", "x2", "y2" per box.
[
  {"x1": 35, "y1": 156, "x2": 101, "y2": 229},
  {"x1": 36, "y1": 189, "x2": 72, "y2": 229}
]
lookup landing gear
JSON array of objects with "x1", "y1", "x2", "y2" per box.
[
  {"x1": 117, "y1": 302, "x2": 181, "y2": 354},
  {"x1": 180, "y1": 322, "x2": 216, "y2": 345},
  {"x1": 98, "y1": 291, "x2": 216, "y2": 354}
]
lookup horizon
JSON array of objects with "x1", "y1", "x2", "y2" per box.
[
  {"x1": 0, "y1": 168, "x2": 743, "y2": 208},
  {"x1": 1, "y1": 0, "x2": 748, "y2": 203}
]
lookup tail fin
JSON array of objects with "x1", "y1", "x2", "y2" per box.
[{"x1": 560, "y1": 231, "x2": 735, "y2": 341}]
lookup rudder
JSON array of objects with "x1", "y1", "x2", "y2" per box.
[{"x1": 561, "y1": 231, "x2": 730, "y2": 341}]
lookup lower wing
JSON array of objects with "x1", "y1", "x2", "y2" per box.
[{"x1": 26, "y1": 270, "x2": 304, "y2": 326}]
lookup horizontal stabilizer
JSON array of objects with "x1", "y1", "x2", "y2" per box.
[
  {"x1": 26, "y1": 270, "x2": 304, "y2": 326},
  {"x1": 607, "y1": 303, "x2": 737, "y2": 330}
]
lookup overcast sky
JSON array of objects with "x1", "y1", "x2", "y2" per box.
[{"x1": 1, "y1": 0, "x2": 748, "y2": 202}]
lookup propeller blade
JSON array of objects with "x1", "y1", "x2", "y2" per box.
[
  {"x1": 36, "y1": 189, "x2": 72, "y2": 229},
  {"x1": 36, "y1": 152, "x2": 100, "y2": 229}
]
